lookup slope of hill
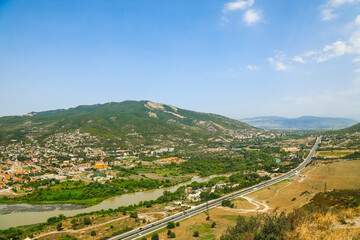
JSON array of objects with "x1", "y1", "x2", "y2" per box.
[
  {"x1": 344, "y1": 122, "x2": 360, "y2": 131},
  {"x1": 0, "y1": 100, "x2": 254, "y2": 149},
  {"x1": 241, "y1": 116, "x2": 358, "y2": 130}
]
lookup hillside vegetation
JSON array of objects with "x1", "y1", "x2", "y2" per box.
[{"x1": 0, "y1": 100, "x2": 253, "y2": 149}]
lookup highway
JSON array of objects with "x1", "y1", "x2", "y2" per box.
[{"x1": 110, "y1": 137, "x2": 321, "y2": 240}]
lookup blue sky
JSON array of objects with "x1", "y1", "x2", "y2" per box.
[{"x1": 1, "y1": 0, "x2": 360, "y2": 120}]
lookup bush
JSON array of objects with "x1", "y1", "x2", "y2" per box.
[
  {"x1": 211, "y1": 222, "x2": 216, "y2": 228},
  {"x1": 169, "y1": 232, "x2": 176, "y2": 238},
  {"x1": 83, "y1": 217, "x2": 91, "y2": 225},
  {"x1": 151, "y1": 233, "x2": 159, "y2": 240},
  {"x1": 220, "y1": 213, "x2": 291, "y2": 240},
  {"x1": 130, "y1": 212, "x2": 138, "y2": 218},
  {"x1": 167, "y1": 230, "x2": 172, "y2": 235},
  {"x1": 175, "y1": 222, "x2": 180, "y2": 227},
  {"x1": 90, "y1": 230, "x2": 96, "y2": 236},
  {"x1": 206, "y1": 216, "x2": 210, "y2": 220},
  {"x1": 57, "y1": 222, "x2": 63, "y2": 231},
  {"x1": 221, "y1": 200, "x2": 231, "y2": 207},
  {"x1": 167, "y1": 222, "x2": 175, "y2": 229},
  {"x1": 193, "y1": 231, "x2": 199, "y2": 237}
]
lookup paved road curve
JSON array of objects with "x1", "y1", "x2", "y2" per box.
[{"x1": 110, "y1": 137, "x2": 321, "y2": 240}]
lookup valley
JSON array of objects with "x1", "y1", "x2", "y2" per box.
[{"x1": 0, "y1": 102, "x2": 359, "y2": 240}]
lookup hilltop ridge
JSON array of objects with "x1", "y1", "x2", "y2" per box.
[{"x1": 0, "y1": 100, "x2": 255, "y2": 149}]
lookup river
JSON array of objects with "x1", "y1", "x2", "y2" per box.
[{"x1": 0, "y1": 174, "x2": 229, "y2": 229}]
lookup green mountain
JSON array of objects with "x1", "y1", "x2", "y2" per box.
[
  {"x1": 337, "y1": 122, "x2": 360, "y2": 133},
  {"x1": 0, "y1": 100, "x2": 253, "y2": 149},
  {"x1": 241, "y1": 116, "x2": 358, "y2": 130}
]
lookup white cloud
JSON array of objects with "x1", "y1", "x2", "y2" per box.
[
  {"x1": 268, "y1": 57, "x2": 288, "y2": 71},
  {"x1": 304, "y1": 50, "x2": 317, "y2": 57},
  {"x1": 321, "y1": 9, "x2": 337, "y2": 21},
  {"x1": 316, "y1": 41, "x2": 349, "y2": 62},
  {"x1": 328, "y1": 0, "x2": 358, "y2": 7},
  {"x1": 223, "y1": 0, "x2": 254, "y2": 12},
  {"x1": 244, "y1": 9, "x2": 261, "y2": 25},
  {"x1": 348, "y1": 31, "x2": 360, "y2": 54},
  {"x1": 292, "y1": 56, "x2": 306, "y2": 64},
  {"x1": 247, "y1": 65, "x2": 259, "y2": 70},
  {"x1": 353, "y1": 57, "x2": 360, "y2": 62},
  {"x1": 354, "y1": 15, "x2": 360, "y2": 25},
  {"x1": 320, "y1": 0, "x2": 359, "y2": 24}
]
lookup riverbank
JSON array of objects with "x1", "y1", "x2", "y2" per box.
[
  {"x1": 0, "y1": 176, "x2": 193, "y2": 207},
  {"x1": 0, "y1": 172, "x2": 233, "y2": 229}
]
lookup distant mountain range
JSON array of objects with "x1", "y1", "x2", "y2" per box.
[
  {"x1": 0, "y1": 101, "x2": 254, "y2": 149},
  {"x1": 241, "y1": 116, "x2": 358, "y2": 130}
]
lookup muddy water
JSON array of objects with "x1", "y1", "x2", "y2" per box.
[{"x1": 0, "y1": 174, "x2": 229, "y2": 229}]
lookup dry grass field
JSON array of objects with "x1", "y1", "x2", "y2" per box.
[
  {"x1": 146, "y1": 160, "x2": 360, "y2": 240},
  {"x1": 316, "y1": 150, "x2": 356, "y2": 158}
]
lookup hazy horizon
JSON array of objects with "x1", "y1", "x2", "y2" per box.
[{"x1": 1, "y1": 0, "x2": 360, "y2": 119}]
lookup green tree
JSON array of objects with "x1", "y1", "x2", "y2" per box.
[
  {"x1": 193, "y1": 231, "x2": 199, "y2": 237},
  {"x1": 169, "y1": 232, "x2": 176, "y2": 238},
  {"x1": 167, "y1": 222, "x2": 175, "y2": 229},
  {"x1": 83, "y1": 217, "x2": 91, "y2": 225},
  {"x1": 151, "y1": 233, "x2": 159, "y2": 240},
  {"x1": 90, "y1": 230, "x2": 96, "y2": 236},
  {"x1": 211, "y1": 222, "x2": 216, "y2": 228},
  {"x1": 130, "y1": 212, "x2": 138, "y2": 218},
  {"x1": 57, "y1": 222, "x2": 63, "y2": 231}
]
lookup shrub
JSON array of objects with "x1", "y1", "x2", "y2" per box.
[
  {"x1": 130, "y1": 212, "x2": 138, "y2": 218},
  {"x1": 211, "y1": 222, "x2": 216, "y2": 228},
  {"x1": 83, "y1": 217, "x2": 91, "y2": 225},
  {"x1": 169, "y1": 232, "x2": 176, "y2": 238},
  {"x1": 167, "y1": 222, "x2": 175, "y2": 229},
  {"x1": 151, "y1": 233, "x2": 159, "y2": 240},
  {"x1": 193, "y1": 231, "x2": 199, "y2": 237},
  {"x1": 57, "y1": 222, "x2": 63, "y2": 231},
  {"x1": 90, "y1": 230, "x2": 96, "y2": 236}
]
